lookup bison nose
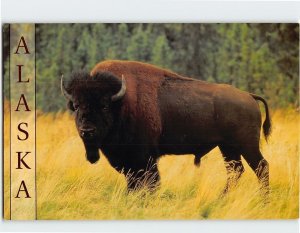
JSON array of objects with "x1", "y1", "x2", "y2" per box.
[{"x1": 80, "y1": 128, "x2": 96, "y2": 138}]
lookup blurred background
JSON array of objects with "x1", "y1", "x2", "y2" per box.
[{"x1": 2, "y1": 23, "x2": 299, "y2": 112}]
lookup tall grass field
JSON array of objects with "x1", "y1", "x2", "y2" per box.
[{"x1": 3, "y1": 102, "x2": 299, "y2": 219}]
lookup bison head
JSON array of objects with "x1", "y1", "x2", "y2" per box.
[{"x1": 61, "y1": 71, "x2": 126, "y2": 164}]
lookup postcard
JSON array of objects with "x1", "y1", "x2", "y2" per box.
[{"x1": 2, "y1": 23, "x2": 299, "y2": 220}]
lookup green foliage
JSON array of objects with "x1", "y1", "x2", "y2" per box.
[
  {"x1": 127, "y1": 25, "x2": 152, "y2": 61},
  {"x1": 215, "y1": 24, "x2": 298, "y2": 107},
  {"x1": 2, "y1": 23, "x2": 298, "y2": 112},
  {"x1": 151, "y1": 35, "x2": 173, "y2": 68}
]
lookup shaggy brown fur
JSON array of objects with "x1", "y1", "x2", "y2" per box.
[
  {"x1": 91, "y1": 60, "x2": 187, "y2": 146},
  {"x1": 63, "y1": 60, "x2": 272, "y2": 193}
]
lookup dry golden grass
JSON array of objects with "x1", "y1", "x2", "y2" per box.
[{"x1": 3, "y1": 103, "x2": 299, "y2": 219}]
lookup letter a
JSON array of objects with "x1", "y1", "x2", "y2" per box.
[
  {"x1": 15, "y1": 94, "x2": 31, "y2": 111},
  {"x1": 14, "y1": 36, "x2": 30, "y2": 54},
  {"x1": 15, "y1": 180, "x2": 31, "y2": 198}
]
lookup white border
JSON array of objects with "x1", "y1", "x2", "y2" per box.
[
  {"x1": 1, "y1": 0, "x2": 299, "y2": 232},
  {"x1": 1, "y1": 0, "x2": 300, "y2": 23}
]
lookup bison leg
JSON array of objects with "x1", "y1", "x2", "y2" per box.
[
  {"x1": 219, "y1": 145, "x2": 245, "y2": 195},
  {"x1": 126, "y1": 161, "x2": 160, "y2": 192},
  {"x1": 242, "y1": 148, "x2": 269, "y2": 196}
]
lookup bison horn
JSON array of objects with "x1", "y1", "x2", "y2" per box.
[
  {"x1": 60, "y1": 74, "x2": 72, "y2": 100},
  {"x1": 111, "y1": 75, "x2": 126, "y2": 102}
]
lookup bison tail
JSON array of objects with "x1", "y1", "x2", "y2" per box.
[{"x1": 250, "y1": 94, "x2": 272, "y2": 142}]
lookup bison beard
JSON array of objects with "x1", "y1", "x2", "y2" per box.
[
  {"x1": 62, "y1": 60, "x2": 271, "y2": 195},
  {"x1": 84, "y1": 141, "x2": 100, "y2": 164}
]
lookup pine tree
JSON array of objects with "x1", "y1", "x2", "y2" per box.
[
  {"x1": 127, "y1": 25, "x2": 152, "y2": 61},
  {"x1": 151, "y1": 35, "x2": 172, "y2": 69}
]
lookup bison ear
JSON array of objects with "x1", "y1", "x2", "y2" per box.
[{"x1": 67, "y1": 101, "x2": 75, "y2": 111}]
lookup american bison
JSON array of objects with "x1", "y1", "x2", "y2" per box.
[{"x1": 61, "y1": 60, "x2": 271, "y2": 193}]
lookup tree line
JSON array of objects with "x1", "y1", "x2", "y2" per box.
[{"x1": 3, "y1": 23, "x2": 299, "y2": 112}]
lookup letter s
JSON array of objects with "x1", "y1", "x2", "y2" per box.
[{"x1": 17, "y1": 122, "x2": 29, "y2": 141}]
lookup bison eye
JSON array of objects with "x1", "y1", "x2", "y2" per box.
[
  {"x1": 73, "y1": 103, "x2": 79, "y2": 110},
  {"x1": 103, "y1": 106, "x2": 109, "y2": 111}
]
